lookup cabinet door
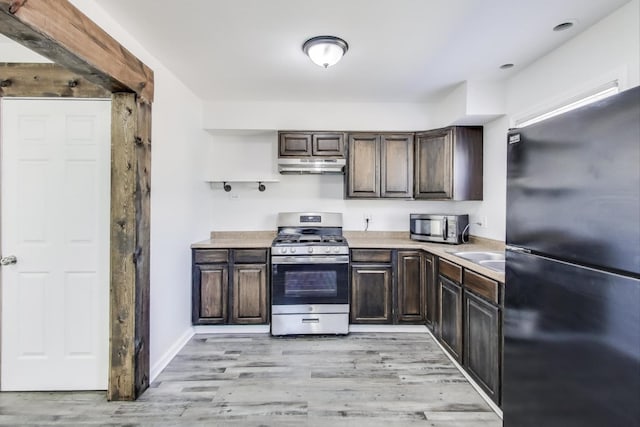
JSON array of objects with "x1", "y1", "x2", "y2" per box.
[
  {"x1": 414, "y1": 129, "x2": 453, "y2": 199},
  {"x1": 347, "y1": 134, "x2": 380, "y2": 198},
  {"x1": 312, "y1": 133, "x2": 344, "y2": 157},
  {"x1": 232, "y1": 264, "x2": 268, "y2": 324},
  {"x1": 193, "y1": 264, "x2": 228, "y2": 324},
  {"x1": 381, "y1": 134, "x2": 414, "y2": 198},
  {"x1": 350, "y1": 265, "x2": 392, "y2": 323},
  {"x1": 464, "y1": 290, "x2": 500, "y2": 403},
  {"x1": 279, "y1": 132, "x2": 312, "y2": 157},
  {"x1": 438, "y1": 275, "x2": 462, "y2": 361},
  {"x1": 424, "y1": 253, "x2": 437, "y2": 330},
  {"x1": 397, "y1": 251, "x2": 425, "y2": 323}
]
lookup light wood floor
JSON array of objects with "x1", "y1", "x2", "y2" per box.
[{"x1": 0, "y1": 332, "x2": 502, "y2": 426}]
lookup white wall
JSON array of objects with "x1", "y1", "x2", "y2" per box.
[
  {"x1": 203, "y1": 101, "x2": 435, "y2": 131},
  {"x1": 202, "y1": 0, "x2": 639, "y2": 244},
  {"x1": 66, "y1": 0, "x2": 212, "y2": 376},
  {"x1": 507, "y1": 0, "x2": 640, "y2": 119},
  {"x1": 470, "y1": 0, "x2": 640, "y2": 243},
  {"x1": 0, "y1": 34, "x2": 50, "y2": 62},
  {"x1": 201, "y1": 101, "x2": 490, "y2": 236}
]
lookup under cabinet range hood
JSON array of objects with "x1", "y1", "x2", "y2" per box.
[{"x1": 278, "y1": 158, "x2": 346, "y2": 174}]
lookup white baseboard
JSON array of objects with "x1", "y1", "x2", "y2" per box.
[
  {"x1": 150, "y1": 327, "x2": 194, "y2": 383},
  {"x1": 425, "y1": 328, "x2": 503, "y2": 419},
  {"x1": 192, "y1": 324, "x2": 428, "y2": 334},
  {"x1": 349, "y1": 324, "x2": 429, "y2": 333},
  {"x1": 193, "y1": 324, "x2": 271, "y2": 334}
]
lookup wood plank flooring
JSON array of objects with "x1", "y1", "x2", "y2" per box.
[{"x1": 0, "y1": 332, "x2": 502, "y2": 426}]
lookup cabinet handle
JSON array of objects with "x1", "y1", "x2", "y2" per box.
[{"x1": 302, "y1": 318, "x2": 320, "y2": 323}]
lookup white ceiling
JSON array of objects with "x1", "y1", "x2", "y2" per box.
[{"x1": 25, "y1": 1, "x2": 638, "y2": 102}]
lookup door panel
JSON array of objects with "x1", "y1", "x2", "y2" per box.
[
  {"x1": 232, "y1": 264, "x2": 268, "y2": 324},
  {"x1": 414, "y1": 130, "x2": 453, "y2": 199},
  {"x1": 381, "y1": 134, "x2": 413, "y2": 198},
  {"x1": 1, "y1": 99, "x2": 110, "y2": 391},
  {"x1": 504, "y1": 250, "x2": 640, "y2": 426},
  {"x1": 439, "y1": 275, "x2": 462, "y2": 361},
  {"x1": 347, "y1": 134, "x2": 380, "y2": 198}
]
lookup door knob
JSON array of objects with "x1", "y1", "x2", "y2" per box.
[{"x1": 0, "y1": 255, "x2": 17, "y2": 266}]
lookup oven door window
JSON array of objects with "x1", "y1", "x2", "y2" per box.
[
  {"x1": 284, "y1": 270, "x2": 337, "y2": 297},
  {"x1": 272, "y1": 262, "x2": 348, "y2": 305}
]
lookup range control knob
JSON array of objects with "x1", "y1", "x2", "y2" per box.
[
  {"x1": 333, "y1": 247, "x2": 340, "y2": 253},
  {"x1": 291, "y1": 247, "x2": 297, "y2": 253},
  {"x1": 307, "y1": 247, "x2": 314, "y2": 254},
  {"x1": 280, "y1": 247, "x2": 287, "y2": 254},
  {"x1": 325, "y1": 247, "x2": 331, "y2": 253}
]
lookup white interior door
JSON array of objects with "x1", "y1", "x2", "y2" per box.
[{"x1": 1, "y1": 98, "x2": 110, "y2": 391}]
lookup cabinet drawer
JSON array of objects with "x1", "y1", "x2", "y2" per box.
[
  {"x1": 351, "y1": 249, "x2": 392, "y2": 263},
  {"x1": 463, "y1": 269, "x2": 499, "y2": 304},
  {"x1": 194, "y1": 249, "x2": 229, "y2": 264},
  {"x1": 234, "y1": 249, "x2": 268, "y2": 264},
  {"x1": 439, "y1": 258, "x2": 462, "y2": 283}
]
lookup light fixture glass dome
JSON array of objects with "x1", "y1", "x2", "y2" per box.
[{"x1": 302, "y1": 36, "x2": 349, "y2": 68}]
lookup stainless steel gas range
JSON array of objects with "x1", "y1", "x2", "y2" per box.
[{"x1": 270, "y1": 212, "x2": 349, "y2": 336}]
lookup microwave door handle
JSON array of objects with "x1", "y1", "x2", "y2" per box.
[{"x1": 442, "y1": 218, "x2": 448, "y2": 241}]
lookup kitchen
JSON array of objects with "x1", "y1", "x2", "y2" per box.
[{"x1": 0, "y1": 0, "x2": 638, "y2": 425}]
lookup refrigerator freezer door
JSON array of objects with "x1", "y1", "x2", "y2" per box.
[
  {"x1": 506, "y1": 86, "x2": 640, "y2": 275},
  {"x1": 503, "y1": 250, "x2": 640, "y2": 427}
]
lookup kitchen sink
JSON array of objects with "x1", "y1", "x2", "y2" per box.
[
  {"x1": 447, "y1": 251, "x2": 506, "y2": 273},
  {"x1": 450, "y1": 251, "x2": 505, "y2": 263},
  {"x1": 478, "y1": 259, "x2": 505, "y2": 273}
]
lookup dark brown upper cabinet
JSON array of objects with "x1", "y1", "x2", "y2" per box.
[
  {"x1": 347, "y1": 133, "x2": 414, "y2": 199},
  {"x1": 279, "y1": 131, "x2": 345, "y2": 158},
  {"x1": 414, "y1": 126, "x2": 483, "y2": 200}
]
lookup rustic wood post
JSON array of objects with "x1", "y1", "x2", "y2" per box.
[{"x1": 109, "y1": 93, "x2": 151, "y2": 400}]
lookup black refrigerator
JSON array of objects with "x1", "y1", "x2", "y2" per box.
[{"x1": 503, "y1": 86, "x2": 640, "y2": 427}]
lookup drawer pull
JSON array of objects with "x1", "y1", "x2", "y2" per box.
[{"x1": 302, "y1": 318, "x2": 320, "y2": 323}]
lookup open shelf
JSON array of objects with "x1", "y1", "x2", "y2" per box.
[{"x1": 206, "y1": 178, "x2": 280, "y2": 192}]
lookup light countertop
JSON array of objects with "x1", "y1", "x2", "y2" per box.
[{"x1": 192, "y1": 230, "x2": 505, "y2": 282}]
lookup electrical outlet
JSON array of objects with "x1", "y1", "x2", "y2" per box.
[
  {"x1": 480, "y1": 216, "x2": 488, "y2": 228},
  {"x1": 363, "y1": 213, "x2": 372, "y2": 222}
]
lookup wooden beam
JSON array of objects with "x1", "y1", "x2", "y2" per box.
[
  {"x1": 0, "y1": 63, "x2": 110, "y2": 98},
  {"x1": 109, "y1": 93, "x2": 150, "y2": 400},
  {"x1": 0, "y1": 0, "x2": 154, "y2": 102},
  {"x1": 109, "y1": 93, "x2": 137, "y2": 401},
  {"x1": 133, "y1": 98, "x2": 151, "y2": 397}
]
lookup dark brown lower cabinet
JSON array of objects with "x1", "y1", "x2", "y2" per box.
[
  {"x1": 463, "y1": 290, "x2": 501, "y2": 404},
  {"x1": 396, "y1": 251, "x2": 425, "y2": 323},
  {"x1": 424, "y1": 253, "x2": 437, "y2": 331},
  {"x1": 232, "y1": 263, "x2": 268, "y2": 324},
  {"x1": 438, "y1": 275, "x2": 463, "y2": 362},
  {"x1": 192, "y1": 248, "x2": 269, "y2": 325},
  {"x1": 350, "y1": 264, "x2": 393, "y2": 323},
  {"x1": 193, "y1": 264, "x2": 228, "y2": 324}
]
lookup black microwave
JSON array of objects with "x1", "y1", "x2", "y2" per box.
[{"x1": 410, "y1": 214, "x2": 469, "y2": 244}]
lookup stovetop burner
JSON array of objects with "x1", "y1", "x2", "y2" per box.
[{"x1": 273, "y1": 233, "x2": 347, "y2": 246}]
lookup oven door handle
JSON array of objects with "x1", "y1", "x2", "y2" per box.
[{"x1": 271, "y1": 255, "x2": 349, "y2": 264}]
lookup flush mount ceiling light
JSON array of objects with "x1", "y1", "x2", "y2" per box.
[{"x1": 302, "y1": 36, "x2": 349, "y2": 68}]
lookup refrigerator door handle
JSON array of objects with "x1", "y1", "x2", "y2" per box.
[{"x1": 506, "y1": 245, "x2": 531, "y2": 254}]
